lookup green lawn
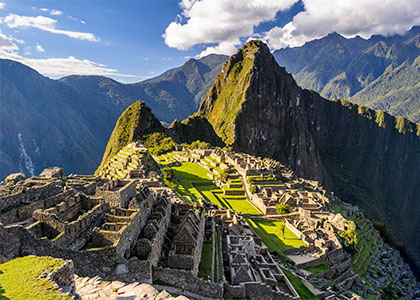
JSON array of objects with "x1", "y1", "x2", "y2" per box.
[
  {"x1": 198, "y1": 242, "x2": 213, "y2": 280},
  {"x1": 304, "y1": 264, "x2": 330, "y2": 275},
  {"x1": 161, "y1": 159, "x2": 260, "y2": 214},
  {"x1": 221, "y1": 196, "x2": 261, "y2": 214},
  {"x1": 215, "y1": 228, "x2": 223, "y2": 283},
  {"x1": 280, "y1": 266, "x2": 317, "y2": 300},
  {"x1": 0, "y1": 256, "x2": 72, "y2": 300},
  {"x1": 246, "y1": 219, "x2": 305, "y2": 253}
]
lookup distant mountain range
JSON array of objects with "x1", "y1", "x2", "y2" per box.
[
  {"x1": 1, "y1": 27, "x2": 419, "y2": 180},
  {"x1": 273, "y1": 26, "x2": 420, "y2": 123},
  {"x1": 0, "y1": 55, "x2": 227, "y2": 179}
]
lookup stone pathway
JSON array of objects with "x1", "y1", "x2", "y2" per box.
[{"x1": 74, "y1": 274, "x2": 190, "y2": 300}]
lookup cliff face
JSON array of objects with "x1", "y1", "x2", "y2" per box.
[
  {"x1": 199, "y1": 41, "x2": 326, "y2": 182},
  {"x1": 97, "y1": 101, "x2": 164, "y2": 172},
  {"x1": 303, "y1": 93, "x2": 420, "y2": 269},
  {"x1": 198, "y1": 40, "x2": 420, "y2": 273}
]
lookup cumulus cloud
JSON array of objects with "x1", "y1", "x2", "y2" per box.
[
  {"x1": 50, "y1": 10, "x2": 63, "y2": 16},
  {"x1": 163, "y1": 0, "x2": 298, "y2": 56},
  {"x1": 264, "y1": 0, "x2": 420, "y2": 49},
  {"x1": 1, "y1": 14, "x2": 100, "y2": 42},
  {"x1": 0, "y1": 2, "x2": 5, "y2": 9},
  {"x1": 35, "y1": 44, "x2": 45, "y2": 52},
  {"x1": 40, "y1": 8, "x2": 48, "y2": 12}
]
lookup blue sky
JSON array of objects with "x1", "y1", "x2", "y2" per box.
[{"x1": 0, "y1": 0, "x2": 419, "y2": 82}]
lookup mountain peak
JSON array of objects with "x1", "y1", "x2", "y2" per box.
[
  {"x1": 97, "y1": 100, "x2": 164, "y2": 172},
  {"x1": 198, "y1": 40, "x2": 325, "y2": 181}
]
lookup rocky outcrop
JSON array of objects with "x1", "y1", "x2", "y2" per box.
[
  {"x1": 39, "y1": 167, "x2": 64, "y2": 178},
  {"x1": 5, "y1": 172, "x2": 26, "y2": 184}
]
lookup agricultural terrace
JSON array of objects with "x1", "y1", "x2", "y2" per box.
[{"x1": 156, "y1": 152, "x2": 261, "y2": 214}]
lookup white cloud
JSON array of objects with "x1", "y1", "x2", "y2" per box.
[
  {"x1": 264, "y1": 0, "x2": 420, "y2": 49},
  {"x1": 0, "y1": 2, "x2": 5, "y2": 9},
  {"x1": 36, "y1": 44, "x2": 45, "y2": 52},
  {"x1": 1, "y1": 14, "x2": 100, "y2": 42},
  {"x1": 0, "y1": 31, "x2": 133, "y2": 79},
  {"x1": 0, "y1": 49, "x2": 135, "y2": 78},
  {"x1": 50, "y1": 10, "x2": 63, "y2": 16},
  {"x1": 80, "y1": 20, "x2": 86, "y2": 25},
  {"x1": 163, "y1": 0, "x2": 298, "y2": 56},
  {"x1": 0, "y1": 32, "x2": 19, "y2": 51},
  {"x1": 40, "y1": 8, "x2": 48, "y2": 12}
]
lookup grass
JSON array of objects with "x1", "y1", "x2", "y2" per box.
[
  {"x1": 198, "y1": 242, "x2": 213, "y2": 280},
  {"x1": 161, "y1": 158, "x2": 260, "y2": 214},
  {"x1": 304, "y1": 264, "x2": 330, "y2": 275},
  {"x1": 245, "y1": 219, "x2": 305, "y2": 253},
  {"x1": 0, "y1": 256, "x2": 72, "y2": 300},
  {"x1": 280, "y1": 266, "x2": 317, "y2": 300},
  {"x1": 215, "y1": 228, "x2": 223, "y2": 283}
]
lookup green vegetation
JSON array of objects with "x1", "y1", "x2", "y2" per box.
[
  {"x1": 214, "y1": 228, "x2": 223, "y2": 283},
  {"x1": 199, "y1": 41, "x2": 262, "y2": 145},
  {"x1": 303, "y1": 264, "x2": 330, "y2": 275},
  {"x1": 337, "y1": 220, "x2": 357, "y2": 245},
  {"x1": 198, "y1": 242, "x2": 213, "y2": 280},
  {"x1": 97, "y1": 101, "x2": 164, "y2": 172},
  {"x1": 142, "y1": 132, "x2": 177, "y2": 155},
  {"x1": 159, "y1": 155, "x2": 260, "y2": 213},
  {"x1": 0, "y1": 256, "x2": 72, "y2": 300},
  {"x1": 245, "y1": 219, "x2": 305, "y2": 253},
  {"x1": 184, "y1": 140, "x2": 211, "y2": 150},
  {"x1": 279, "y1": 266, "x2": 317, "y2": 300},
  {"x1": 275, "y1": 204, "x2": 291, "y2": 215}
]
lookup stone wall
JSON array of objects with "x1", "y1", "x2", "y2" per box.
[
  {"x1": 152, "y1": 266, "x2": 223, "y2": 299},
  {"x1": 30, "y1": 196, "x2": 109, "y2": 248},
  {"x1": 0, "y1": 223, "x2": 152, "y2": 283},
  {"x1": 46, "y1": 258, "x2": 76, "y2": 293},
  {"x1": 0, "y1": 180, "x2": 63, "y2": 213},
  {"x1": 243, "y1": 282, "x2": 298, "y2": 300},
  {"x1": 0, "y1": 189, "x2": 75, "y2": 225},
  {"x1": 96, "y1": 179, "x2": 137, "y2": 208}
]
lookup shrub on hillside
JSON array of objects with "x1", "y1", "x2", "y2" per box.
[{"x1": 142, "y1": 132, "x2": 176, "y2": 155}]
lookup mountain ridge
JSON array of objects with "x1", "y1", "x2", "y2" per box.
[{"x1": 273, "y1": 26, "x2": 420, "y2": 123}]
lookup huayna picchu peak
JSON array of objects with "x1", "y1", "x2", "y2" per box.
[{"x1": 1, "y1": 15, "x2": 420, "y2": 299}]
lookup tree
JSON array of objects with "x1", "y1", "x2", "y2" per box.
[
  {"x1": 219, "y1": 169, "x2": 228, "y2": 183},
  {"x1": 161, "y1": 166, "x2": 173, "y2": 180},
  {"x1": 279, "y1": 222, "x2": 286, "y2": 239},
  {"x1": 275, "y1": 204, "x2": 291, "y2": 215},
  {"x1": 249, "y1": 184, "x2": 256, "y2": 193},
  {"x1": 337, "y1": 220, "x2": 357, "y2": 245}
]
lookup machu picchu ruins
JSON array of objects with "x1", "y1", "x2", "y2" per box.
[{"x1": 1, "y1": 141, "x2": 418, "y2": 300}]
